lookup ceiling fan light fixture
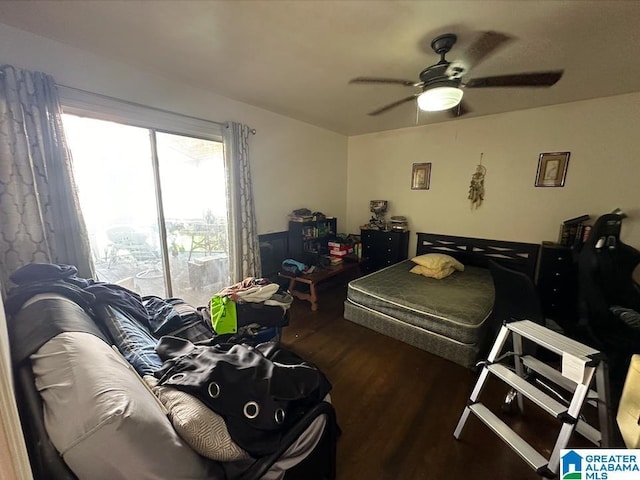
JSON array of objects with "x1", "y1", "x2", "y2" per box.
[{"x1": 417, "y1": 86, "x2": 464, "y2": 112}]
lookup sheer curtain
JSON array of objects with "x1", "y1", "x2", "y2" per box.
[
  {"x1": 224, "y1": 122, "x2": 261, "y2": 281},
  {"x1": 0, "y1": 65, "x2": 93, "y2": 294}
]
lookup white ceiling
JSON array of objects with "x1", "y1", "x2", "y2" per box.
[{"x1": 1, "y1": 0, "x2": 640, "y2": 136}]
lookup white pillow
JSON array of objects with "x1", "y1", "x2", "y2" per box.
[
  {"x1": 409, "y1": 264, "x2": 456, "y2": 279},
  {"x1": 411, "y1": 253, "x2": 464, "y2": 272},
  {"x1": 31, "y1": 332, "x2": 219, "y2": 480}
]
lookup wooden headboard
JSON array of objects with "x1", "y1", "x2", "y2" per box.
[{"x1": 416, "y1": 232, "x2": 540, "y2": 279}]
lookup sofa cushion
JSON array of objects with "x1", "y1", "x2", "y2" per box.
[{"x1": 30, "y1": 332, "x2": 221, "y2": 480}]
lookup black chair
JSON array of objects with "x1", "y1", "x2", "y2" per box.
[
  {"x1": 489, "y1": 260, "x2": 545, "y2": 326},
  {"x1": 576, "y1": 213, "x2": 640, "y2": 405},
  {"x1": 483, "y1": 260, "x2": 546, "y2": 358},
  {"x1": 483, "y1": 260, "x2": 555, "y2": 413}
]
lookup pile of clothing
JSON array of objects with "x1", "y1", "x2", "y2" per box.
[{"x1": 206, "y1": 276, "x2": 293, "y2": 344}]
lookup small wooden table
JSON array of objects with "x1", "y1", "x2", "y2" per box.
[{"x1": 279, "y1": 262, "x2": 360, "y2": 311}]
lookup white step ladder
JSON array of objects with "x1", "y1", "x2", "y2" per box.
[{"x1": 453, "y1": 320, "x2": 611, "y2": 478}]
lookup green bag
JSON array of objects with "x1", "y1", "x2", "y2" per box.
[{"x1": 209, "y1": 295, "x2": 237, "y2": 334}]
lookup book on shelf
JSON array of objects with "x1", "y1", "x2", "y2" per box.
[
  {"x1": 558, "y1": 223, "x2": 578, "y2": 247},
  {"x1": 558, "y1": 218, "x2": 592, "y2": 247},
  {"x1": 557, "y1": 214, "x2": 591, "y2": 247},
  {"x1": 563, "y1": 214, "x2": 590, "y2": 225}
]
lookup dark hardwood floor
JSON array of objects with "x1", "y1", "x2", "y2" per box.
[{"x1": 280, "y1": 279, "x2": 595, "y2": 480}]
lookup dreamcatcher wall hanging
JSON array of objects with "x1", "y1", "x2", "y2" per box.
[{"x1": 468, "y1": 153, "x2": 486, "y2": 209}]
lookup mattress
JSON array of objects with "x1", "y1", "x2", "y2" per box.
[{"x1": 346, "y1": 260, "x2": 494, "y2": 345}]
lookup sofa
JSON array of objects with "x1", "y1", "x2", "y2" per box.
[{"x1": 7, "y1": 274, "x2": 337, "y2": 479}]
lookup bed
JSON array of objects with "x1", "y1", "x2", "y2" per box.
[{"x1": 344, "y1": 232, "x2": 540, "y2": 368}]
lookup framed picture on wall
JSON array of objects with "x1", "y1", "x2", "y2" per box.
[
  {"x1": 535, "y1": 152, "x2": 570, "y2": 187},
  {"x1": 411, "y1": 163, "x2": 431, "y2": 190}
]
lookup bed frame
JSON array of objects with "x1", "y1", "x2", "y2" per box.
[
  {"x1": 416, "y1": 232, "x2": 540, "y2": 279},
  {"x1": 344, "y1": 232, "x2": 540, "y2": 368}
]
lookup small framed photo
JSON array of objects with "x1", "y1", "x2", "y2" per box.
[
  {"x1": 411, "y1": 162, "x2": 431, "y2": 190},
  {"x1": 535, "y1": 152, "x2": 570, "y2": 187}
]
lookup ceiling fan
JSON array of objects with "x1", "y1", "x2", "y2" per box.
[{"x1": 349, "y1": 31, "x2": 563, "y2": 117}]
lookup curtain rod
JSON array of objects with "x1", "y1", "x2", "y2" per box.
[
  {"x1": 59, "y1": 84, "x2": 256, "y2": 134},
  {"x1": 0, "y1": 70, "x2": 256, "y2": 134},
  {"x1": 59, "y1": 82, "x2": 225, "y2": 126}
]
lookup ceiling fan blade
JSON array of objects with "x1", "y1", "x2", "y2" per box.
[
  {"x1": 460, "y1": 31, "x2": 514, "y2": 71},
  {"x1": 368, "y1": 94, "x2": 419, "y2": 116},
  {"x1": 464, "y1": 71, "x2": 564, "y2": 88},
  {"x1": 350, "y1": 77, "x2": 419, "y2": 87},
  {"x1": 447, "y1": 100, "x2": 471, "y2": 118}
]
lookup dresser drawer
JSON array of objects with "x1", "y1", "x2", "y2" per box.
[
  {"x1": 361, "y1": 230, "x2": 375, "y2": 243},
  {"x1": 539, "y1": 285, "x2": 571, "y2": 307},
  {"x1": 537, "y1": 269, "x2": 572, "y2": 285},
  {"x1": 539, "y1": 253, "x2": 573, "y2": 275},
  {"x1": 540, "y1": 249, "x2": 571, "y2": 264}
]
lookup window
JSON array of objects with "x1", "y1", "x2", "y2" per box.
[{"x1": 62, "y1": 113, "x2": 230, "y2": 307}]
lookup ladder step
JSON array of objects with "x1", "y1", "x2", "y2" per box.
[
  {"x1": 469, "y1": 403, "x2": 549, "y2": 471},
  {"x1": 487, "y1": 364, "x2": 568, "y2": 418},
  {"x1": 576, "y1": 419, "x2": 602, "y2": 446},
  {"x1": 507, "y1": 320, "x2": 600, "y2": 359},
  {"x1": 522, "y1": 356, "x2": 599, "y2": 402},
  {"x1": 520, "y1": 356, "x2": 602, "y2": 445}
]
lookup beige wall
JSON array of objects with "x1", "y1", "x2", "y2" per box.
[
  {"x1": 347, "y1": 93, "x2": 640, "y2": 255},
  {"x1": 0, "y1": 23, "x2": 348, "y2": 235}
]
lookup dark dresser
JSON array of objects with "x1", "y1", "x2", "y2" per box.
[
  {"x1": 536, "y1": 242, "x2": 579, "y2": 329},
  {"x1": 360, "y1": 229, "x2": 410, "y2": 272}
]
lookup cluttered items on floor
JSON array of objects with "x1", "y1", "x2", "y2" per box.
[{"x1": 206, "y1": 276, "x2": 293, "y2": 342}]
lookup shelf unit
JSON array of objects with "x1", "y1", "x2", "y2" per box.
[{"x1": 288, "y1": 218, "x2": 337, "y2": 265}]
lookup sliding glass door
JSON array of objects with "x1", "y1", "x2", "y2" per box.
[
  {"x1": 154, "y1": 131, "x2": 229, "y2": 303},
  {"x1": 63, "y1": 114, "x2": 229, "y2": 306}
]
